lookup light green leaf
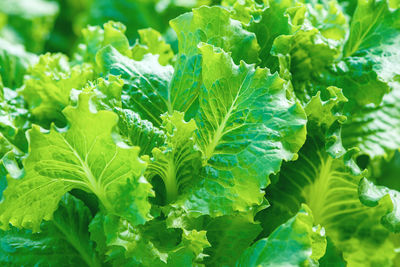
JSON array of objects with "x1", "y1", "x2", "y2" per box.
[
  {"x1": 172, "y1": 44, "x2": 306, "y2": 217},
  {"x1": 90, "y1": 214, "x2": 210, "y2": 266},
  {"x1": 98, "y1": 7, "x2": 261, "y2": 125},
  {"x1": 305, "y1": 86, "x2": 347, "y2": 131},
  {"x1": 169, "y1": 6, "x2": 260, "y2": 117},
  {"x1": 359, "y1": 178, "x2": 400, "y2": 232},
  {"x1": 221, "y1": 0, "x2": 266, "y2": 25},
  {"x1": 115, "y1": 108, "x2": 166, "y2": 157},
  {"x1": 0, "y1": 92, "x2": 153, "y2": 231},
  {"x1": 79, "y1": 75, "x2": 124, "y2": 111},
  {"x1": 73, "y1": 75, "x2": 166, "y2": 167},
  {"x1": 21, "y1": 53, "x2": 94, "y2": 127},
  {"x1": 259, "y1": 134, "x2": 399, "y2": 265},
  {"x1": 305, "y1": 0, "x2": 348, "y2": 42},
  {"x1": 147, "y1": 111, "x2": 201, "y2": 204},
  {"x1": 74, "y1": 21, "x2": 131, "y2": 65},
  {"x1": 271, "y1": 28, "x2": 339, "y2": 103},
  {"x1": 342, "y1": 84, "x2": 400, "y2": 158},
  {"x1": 324, "y1": 0, "x2": 400, "y2": 110},
  {"x1": 96, "y1": 45, "x2": 173, "y2": 126},
  {"x1": 324, "y1": 0, "x2": 400, "y2": 157},
  {"x1": 102, "y1": 21, "x2": 131, "y2": 58},
  {"x1": 248, "y1": 0, "x2": 304, "y2": 70},
  {"x1": 131, "y1": 28, "x2": 174, "y2": 66},
  {"x1": 323, "y1": 56, "x2": 391, "y2": 109},
  {"x1": 236, "y1": 205, "x2": 326, "y2": 267},
  {"x1": 343, "y1": 0, "x2": 400, "y2": 58},
  {"x1": 0, "y1": 194, "x2": 101, "y2": 267}
]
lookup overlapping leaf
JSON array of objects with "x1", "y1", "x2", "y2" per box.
[
  {"x1": 96, "y1": 45, "x2": 173, "y2": 126},
  {"x1": 131, "y1": 28, "x2": 174, "y2": 66},
  {"x1": 89, "y1": 214, "x2": 210, "y2": 266},
  {"x1": 169, "y1": 6, "x2": 260, "y2": 117},
  {"x1": 0, "y1": 92, "x2": 153, "y2": 231},
  {"x1": 170, "y1": 44, "x2": 306, "y2": 218},
  {"x1": 236, "y1": 205, "x2": 326, "y2": 266},
  {"x1": 0, "y1": 194, "x2": 101, "y2": 266},
  {"x1": 21, "y1": 53, "x2": 93, "y2": 127}
]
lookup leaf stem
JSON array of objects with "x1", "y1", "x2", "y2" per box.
[{"x1": 164, "y1": 157, "x2": 179, "y2": 203}]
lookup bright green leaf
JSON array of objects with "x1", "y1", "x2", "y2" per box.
[
  {"x1": 21, "y1": 53, "x2": 93, "y2": 127},
  {"x1": 172, "y1": 44, "x2": 306, "y2": 217},
  {"x1": 131, "y1": 28, "x2": 174, "y2": 66},
  {"x1": 236, "y1": 205, "x2": 326, "y2": 267},
  {"x1": 0, "y1": 92, "x2": 152, "y2": 231},
  {"x1": 0, "y1": 194, "x2": 101, "y2": 267}
]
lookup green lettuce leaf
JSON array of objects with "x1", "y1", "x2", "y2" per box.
[
  {"x1": 170, "y1": 43, "x2": 306, "y2": 217},
  {"x1": 78, "y1": 75, "x2": 124, "y2": 111},
  {"x1": 236, "y1": 204, "x2": 326, "y2": 267},
  {"x1": 321, "y1": 0, "x2": 400, "y2": 110},
  {"x1": 21, "y1": 53, "x2": 93, "y2": 127},
  {"x1": 343, "y1": 0, "x2": 400, "y2": 58},
  {"x1": 115, "y1": 108, "x2": 166, "y2": 157},
  {"x1": 247, "y1": 0, "x2": 303, "y2": 71},
  {"x1": 89, "y1": 214, "x2": 210, "y2": 266},
  {"x1": 74, "y1": 21, "x2": 132, "y2": 66},
  {"x1": 0, "y1": 193, "x2": 101, "y2": 267},
  {"x1": 221, "y1": 0, "x2": 266, "y2": 25},
  {"x1": 333, "y1": 0, "x2": 400, "y2": 158},
  {"x1": 203, "y1": 214, "x2": 262, "y2": 267},
  {"x1": 96, "y1": 45, "x2": 174, "y2": 126},
  {"x1": 359, "y1": 178, "x2": 400, "y2": 232},
  {"x1": 272, "y1": 28, "x2": 339, "y2": 103},
  {"x1": 131, "y1": 28, "x2": 174, "y2": 66},
  {"x1": 2, "y1": 1, "x2": 400, "y2": 265},
  {"x1": 258, "y1": 133, "x2": 398, "y2": 265},
  {"x1": 342, "y1": 83, "x2": 400, "y2": 158},
  {"x1": 304, "y1": 86, "x2": 347, "y2": 133},
  {"x1": 305, "y1": 0, "x2": 348, "y2": 42},
  {"x1": 147, "y1": 111, "x2": 201, "y2": 204},
  {"x1": 0, "y1": 92, "x2": 153, "y2": 231},
  {"x1": 169, "y1": 6, "x2": 260, "y2": 117}
]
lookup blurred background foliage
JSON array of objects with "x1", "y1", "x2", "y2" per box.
[{"x1": 0, "y1": 0, "x2": 219, "y2": 55}]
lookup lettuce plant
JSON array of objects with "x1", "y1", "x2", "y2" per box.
[{"x1": 1, "y1": 0, "x2": 400, "y2": 266}]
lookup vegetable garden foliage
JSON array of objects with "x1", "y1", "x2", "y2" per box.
[{"x1": 1, "y1": 0, "x2": 400, "y2": 266}]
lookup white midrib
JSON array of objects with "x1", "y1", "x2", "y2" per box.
[
  {"x1": 344, "y1": 5, "x2": 385, "y2": 57},
  {"x1": 303, "y1": 155, "x2": 361, "y2": 226},
  {"x1": 204, "y1": 79, "x2": 246, "y2": 161},
  {"x1": 61, "y1": 136, "x2": 112, "y2": 211},
  {"x1": 306, "y1": 156, "x2": 333, "y2": 224},
  {"x1": 204, "y1": 103, "x2": 235, "y2": 162}
]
